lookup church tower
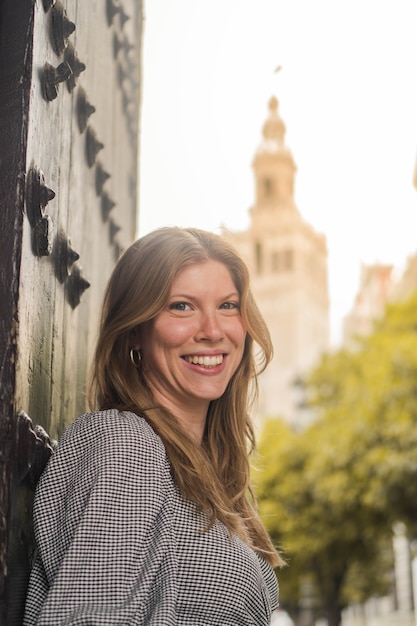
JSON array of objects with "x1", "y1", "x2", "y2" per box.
[{"x1": 226, "y1": 97, "x2": 329, "y2": 425}]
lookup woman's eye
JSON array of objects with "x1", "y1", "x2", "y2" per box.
[
  {"x1": 169, "y1": 302, "x2": 191, "y2": 311},
  {"x1": 220, "y1": 302, "x2": 240, "y2": 311}
]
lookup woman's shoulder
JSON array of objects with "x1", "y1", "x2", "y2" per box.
[
  {"x1": 65, "y1": 408, "x2": 159, "y2": 438},
  {"x1": 57, "y1": 409, "x2": 168, "y2": 469},
  {"x1": 35, "y1": 409, "x2": 171, "y2": 508}
]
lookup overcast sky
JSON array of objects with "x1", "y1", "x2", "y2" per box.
[{"x1": 138, "y1": 0, "x2": 417, "y2": 344}]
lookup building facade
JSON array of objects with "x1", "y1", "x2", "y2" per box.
[
  {"x1": 0, "y1": 1, "x2": 142, "y2": 621},
  {"x1": 342, "y1": 264, "x2": 395, "y2": 346},
  {"x1": 342, "y1": 253, "x2": 417, "y2": 348},
  {"x1": 226, "y1": 97, "x2": 329, "y2": 426}
]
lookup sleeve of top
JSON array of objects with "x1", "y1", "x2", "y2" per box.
[
  {"x1": 23, "y1": 410, "x2": 178, "y2": 626},
  {"x1": 257, "y1": 554, "x2": 279, "y2": 612}
]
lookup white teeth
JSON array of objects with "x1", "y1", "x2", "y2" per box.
[{"x1": 184, "y1": 355, "x2": 223, "y2": 367}]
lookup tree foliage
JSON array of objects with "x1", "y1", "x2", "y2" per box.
[{"x1": 254, "y1": 292, "x2": 417, "y2": 625}]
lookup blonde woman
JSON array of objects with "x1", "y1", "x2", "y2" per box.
[{"x1": 24, "y1": 227, "x2": 284, "y2": 625}]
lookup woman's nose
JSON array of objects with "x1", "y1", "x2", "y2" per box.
[{"x1": 196, "y1": 312, "x2": 224, "y2": 341}]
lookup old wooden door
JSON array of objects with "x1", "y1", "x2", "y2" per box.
[{"x1": 0, "y1": 0, "x2": 142, "y2": 622}]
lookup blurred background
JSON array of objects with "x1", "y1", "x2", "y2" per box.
[
  {"x1": 138, "y1": 0, "x2": 417, "y2": 346},
  {"x1": 139, "y1": 3, "x2": 417, "y2": 626}
]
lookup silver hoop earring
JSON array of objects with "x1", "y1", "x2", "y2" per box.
[{"x1": 129, "y1": 348, "x2": 142, "y2": 368}]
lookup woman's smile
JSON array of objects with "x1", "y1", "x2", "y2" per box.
[{"x1": 182, "y1": 353, "x2": 224, "y2": 368}]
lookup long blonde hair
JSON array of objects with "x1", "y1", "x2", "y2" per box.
[{"x1": 89, "y1": 227, "x2": 283, "y2": 567}]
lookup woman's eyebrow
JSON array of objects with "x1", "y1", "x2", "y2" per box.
[{"x1": 168, "y1": 291, "x2": 240, "y2": 300}]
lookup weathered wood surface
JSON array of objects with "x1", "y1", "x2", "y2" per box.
[{"x1": 0, "y1": 1, "x2": 142, "y2": 622}]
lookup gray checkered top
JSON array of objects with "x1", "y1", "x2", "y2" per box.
[{"x1": 24, "y1": 410, "x2": 278, "y2": 625}]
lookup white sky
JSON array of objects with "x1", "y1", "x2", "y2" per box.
[{"x1": 138, "y1": 0, "x2": 417, "y2": 344}]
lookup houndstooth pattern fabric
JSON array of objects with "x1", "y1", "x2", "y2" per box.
[{"x1": 24, "y1": 410, "x2": 278, "y2": 625}]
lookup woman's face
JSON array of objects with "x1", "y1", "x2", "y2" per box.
[{"x1": 137, "y1": 259, "x2": 246, "y2": 419}]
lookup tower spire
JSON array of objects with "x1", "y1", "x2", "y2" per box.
[{"x1": 262, "y1": 96, "x2": 286, "y2": 146}]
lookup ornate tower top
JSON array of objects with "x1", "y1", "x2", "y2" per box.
[
  {"x1": 252, "y1": 96, "x2": 297, "y2": 209},
  {"x1": 261, "y1": 96, "x2": 286, "y2": 146}
]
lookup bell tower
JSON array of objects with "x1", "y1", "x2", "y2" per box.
[{"x1": 225, "y1": 97, "x2": 329, "y2": 426}]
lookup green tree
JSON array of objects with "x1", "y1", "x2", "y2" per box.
[{"x1": 255, "y1": 292, "x2": 417, "y2": 626}]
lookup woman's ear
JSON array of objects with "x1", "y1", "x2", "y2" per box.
[{"x1": 129, "y1": 326, "x2": 141, "y2": 350}]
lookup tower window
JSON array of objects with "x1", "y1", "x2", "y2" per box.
[
  {"x1": 272, "y1": 251, "x2": 280, "y2": 271},
  {"x1": 284, "y1": 249, "x2": 293, "y2": 270},
  {"x1": 272, "y1": 250, "x2": 293, "y2": 272},
  {"x1": 255, "y1": 241, "x2": 263, "y2": 274},
  {"x1": 262, "y1": 177, "x2": 274, "y2": 198}
]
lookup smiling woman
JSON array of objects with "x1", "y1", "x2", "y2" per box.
[
  {"x1": 134, "y1": 260, "x2": 247, "y2": 441},
  {"x1": 24, "y1": 227, "x2": 285, "y2": 626}
]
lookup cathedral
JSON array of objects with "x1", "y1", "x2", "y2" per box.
[{"x1": 225, "y1": 97, "x2": 329, "y2": 426}]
